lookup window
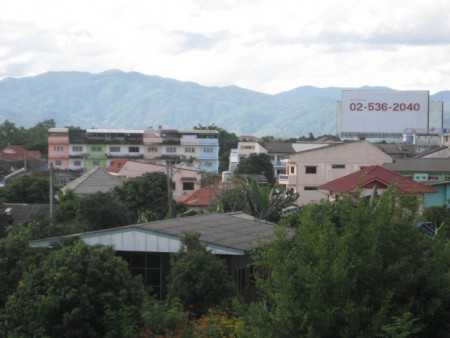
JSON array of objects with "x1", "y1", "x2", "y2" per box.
[
  {"x1": 183, "y1": 182, "x2": 195, "y2": 190},
  {"x1": 74, "y1": 160, "x2": 81, "y2": 166},
  {"x1": 118, "y1": 252, "x2": 162, "y2": 298},
  {"x1": 72, "y1": 146, "x2": 82, "y2": 152},
  {"x1": 166, "y1": 147, "x2": 176, "y2": 153},
  {"x1": 203, "y1": 147, "x2": 214, "y2": 153},
  {"x1": 185, "y1": 147, "x2": 195, "y2": 153},
  {"x1": 332, "y1": 164, "x2": 345, "y2": 169},
  {"x1": 204, "y1": 161, "x2": 213, "y2": 167},
  {"x1": 304, "y1": 186, "x2": 318, "y2": 191},
  {"x1": 289, "y1": 165, "x2": 295, "y2": 174},
  {"x1": 240, "y1": 145, "x2": 255, "y2": 150},
  {"x1": 171, "y1": 181, "x2": 176, "y2": 190},
  {"x1": 91, "y1": 146, "x2": 101, "y2": 152},
  {"x1": 110, "y1": 146, "x2": 120, "y2": 152},
  {"x1": 93, "y1": 160, "x2": 100, "y2": 166},
  {"x1": 428, "y1": 176, "x2": 439, "y2": 181},
  {"x1": 148, "y1": 147, "x2": 158, "y2": 153},
  {"x1": 55, "y1": 160, "x2": 62, "y2": 166},
  {"x1": 305, "y1": 166, "x2": 317, "y2": 174},
  {"x1": 53, "y1": 146, "x2": 64, "y2": 152},
  {"x1": 129, "y1": 146, "x2": 139, "y2": 153}
]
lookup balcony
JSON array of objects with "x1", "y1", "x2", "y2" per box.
[
  {"x1": 69, "y1": 153, "x2": 87, "y2": 158},
  {"x1": 278, "y1": 174, "x2": 297, "y2": 185}
]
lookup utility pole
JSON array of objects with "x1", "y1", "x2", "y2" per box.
[
  {"x1": 49, "y1": 162, "x2": 54, "y2": 224},
  {"x1": 166, "y1": 160, "x2": 174, "y2": 218}
]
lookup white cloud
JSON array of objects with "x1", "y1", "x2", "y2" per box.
[{"x1": 0, "y1": 0, "x2": 449, "y2": 93}]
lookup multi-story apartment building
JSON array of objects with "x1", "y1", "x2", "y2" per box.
[
  {"x1": 143, "y1": 129, "x2": 219, "y2": 172},
  {"x1": 48, "y1": 127, "x2": 219, "y2": 173}
]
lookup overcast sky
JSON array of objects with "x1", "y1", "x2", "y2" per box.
[{"x1": 1, "y1": 0, "x2": 449, "y2": 94}]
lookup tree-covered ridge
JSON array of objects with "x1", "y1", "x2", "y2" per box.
[{"x1": 0, "y1": 71, "x2": 339, "y2": 137}]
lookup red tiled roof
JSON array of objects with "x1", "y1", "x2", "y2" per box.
[
  {"x1": 319, "y1": 165, "x2": 437, "y2": 194},
  {"x1": 176, "y1": 186, "x2": 219, "y2": 206},
  {"x1": 106, "y1": 158, "x2": 129, "y2": 173},
  {"x1": 0, "y1": 145, "x2": 41, "y2": 160}
]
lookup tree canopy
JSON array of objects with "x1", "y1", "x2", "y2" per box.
[
  {"x1": 2, "y1": 241, "x2": 146, "y2": 338},
  {"x1": 235, "y1": 153, "x2": 275, "y2": 184},
  {"x1": 249, "y1": 190, "x2": 450, "y2": 337},
  {"x1": 0, "y1": 174, "x2": 50, "y2": 204},
  {"x1": 0, "y1": 119, "x2": 56, "y2": 154},
  {"x1": 167, "y1": 232, "x2": 236, "y2": 316},
  {"x1": 114, "y1": 172, "x2": 169, "y2": 220}
]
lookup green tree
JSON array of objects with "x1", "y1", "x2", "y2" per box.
[
  {"x1": 167, "y1": 232, "x2": 236, "y2": 317},
  {"x1": 243, "y1": 179, "x2": 299, "y2": 222},
  {"x1": 250, "y1": 190, "x2": 450, "y2": 337},
  {"x1": 0, "y1": 174, "x2": 50, "y2": 203},
  {"x1": 235, "y1": 153, "x2": 275, "y2": 184},
  {"x1": 422, "y1": 205, "x2": 450, "y2": 230},
  {"x1": 2, "y1": 241, "x2": 146, "y2": 338},
  {"x1": 0, "y1": 120, "x2": 26, "y2": 148},
  {"x1": 76, "y1": 191, "x2": 132, "y2": 230},
  {"x1": 54, "y1": 189, "x2": 81, "y2": 224},
  {"x1": 114, "y1": 172, "x2": 168, "y2": 220},
  {"x1": 24, "y1": 119, "x2": 56, "y2": 155}
]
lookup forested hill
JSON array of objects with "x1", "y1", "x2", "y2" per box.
[{"x1": 0, "y1": 70, "x2": 448, "y2": 137}]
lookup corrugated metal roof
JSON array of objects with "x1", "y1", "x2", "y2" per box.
[
  {"x1": 2, "y1": 203, "x2": 51, "y2": 225},
  {"x1": 29, "y1": 212, "x2": 287, "y2": 253},
  {"x1": 61, "y1": 167, "x2": 122, "y2": 195},
  {"x1": 383, "y1": 158, "x2": 450, "y2": 172}
]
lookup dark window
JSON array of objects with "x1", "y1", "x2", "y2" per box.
[
  {"x1": 183, "y1": 182, "x2": 195, "y2": 190},
  {"x1": 332, "y1": 164, "x2": 345, "y2": 169},
  {"x1": 304, "y1": 186, "x2": 318, "y2": 191},
  {"x1": 305, "y1": 166, "x2": 317, "y2": 174},
  {"x1": 129, "y1": 146, "x2": 139, "y2": 153}
]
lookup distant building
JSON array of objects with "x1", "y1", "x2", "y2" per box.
[
  {"x1": 60, "y1": 167, "x2": 122, "y2": 196},
  {"x1": 107, "y1": 159, "x2": 202, "y2": 198},
  {"x1": 318, "y1": 165, "x2": 437, "y2": 204},
  {"x1": 279, "y1": 140, "x2": 393, "y2": 205},
  {"x1": 227, "y1": 138, "x2": 340, "y2": 181},
  {"x1": 48, "y1": 127, "x2": 219, "y2": 173}
]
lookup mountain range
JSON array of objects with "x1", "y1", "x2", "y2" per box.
[{"x1": 0, "y1": 70, "x2": 449, "y2": 138}]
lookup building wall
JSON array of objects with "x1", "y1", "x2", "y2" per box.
[
  {"x1": 281, "y1": 141, "x2": 393, "y2": 205},
  {"x1": 424, "y1": 184, "x2": 450, "y2": 207},
  {"x1": 49, "y1": 128, "x2": 220, "y2": 173}
]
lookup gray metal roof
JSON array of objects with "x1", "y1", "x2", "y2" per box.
[
  {"x1": 29, "y1": 212, "x2": 287, "y2": 254},
  {"x1": 263, "y1": 142, "x2": 295, "y2": 154},
  {"x1": 1, "y1": 203, "x2": 51, "y2": 225},
  {"x1": 61, "y1": 167, "x2": 122, "y2": 195},
  {"x1": 383, "y1": 158, "x2": 450, "y2": 172},
  {"x1": 136, "y1": 212, "x2": 278, "y2": 251}
]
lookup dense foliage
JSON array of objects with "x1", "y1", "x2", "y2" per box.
[
  {"x1": 2, "y1": 241, "x2": 146, "y2": 338},
  {"x1": 0, "y1": 119, "x2": 55, "y2": 154},
  {"x1": 0, "y1": 174, "x2": 50, "y2": 204},
  {"x1": 167, "y1": 233, "x2": 236, "y2": 317},
  {"x1": 114, "y1": 172, "x2": 169, "y2": 220},
  {"x1": 249, "y1": 191, "x2": 450, "y2": 337},
  {"x1": 235, "y1": 153, "x2": 275, "y2": 183}
]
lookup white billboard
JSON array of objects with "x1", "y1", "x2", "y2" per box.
[{"x1": 340, "y1": 90, "x2": 429, "y2": 135}]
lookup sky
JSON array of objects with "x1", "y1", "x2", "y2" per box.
[{"x1": 1, "y1": 0, "x2": 449, "y2": 94}]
